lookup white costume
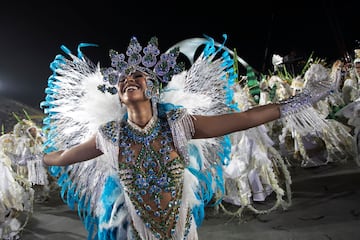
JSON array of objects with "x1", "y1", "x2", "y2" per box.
[
  {"x1": 0, "y1": 133, "x2": 34, "y2": 240},
  {"x1": 11, "y1": 119, "x2": 49, "y2": 202}
]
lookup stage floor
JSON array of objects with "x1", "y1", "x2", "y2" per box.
[{"x1": 20, "y1": 161, "x2": 360, "y2": 240}]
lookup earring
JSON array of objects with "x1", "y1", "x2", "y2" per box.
[
  {"x1": 144, "y1": 89, "x2": 152, "y2": 99},
  {"x1": 144, "y1": 79, "x2": 154, "y2": 99}
]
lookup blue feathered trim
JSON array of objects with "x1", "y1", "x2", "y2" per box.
[
  {"x1": 207, "y1": 164, "x2": 225, "y2": 207},
  {"x1": 187, "y1": 166, "x2": 213, "y2": 226},
  {"x1": 97, "y1": 175, "x2": 127, "y2": 240},
  {"x1": 157, "y1": 102, "x2": 182, "y2": 118},
  {"x1": 188, "y1": 144, "x2": 203, "y2": 171},
  {"x1": 191, "y1": 191, "x2": 205, "y2": 227},
  {"x1": 40, "y1": 55, "x2": 62, "y2": 154},
  {"x1": 41, "y1": 43, "x2": 98, "y2": 154},
  {"x1": 218, "y1": 135, "x2": 231, "y2": 166},
  {"x1": 48, "y1": 165, "x2": 62, "y2": 177},
  {"x1": 202, "y1": 34, "x2": 239, "y2": 112},
  {"x1": 184, "y1": 35, "x2": 241, "y2": 224},
  {"x1": 40, "y1": 43, "x2": 124, "y2": 240},
  {"x1": 203, "y1": 35, "x2": 238, "y2": 206}
]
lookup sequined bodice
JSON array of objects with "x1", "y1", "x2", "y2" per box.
[{"x1": 117, "y1": 117, "x2": 188, "y2": 238}]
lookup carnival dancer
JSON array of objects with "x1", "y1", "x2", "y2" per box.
[{"x1": 11, "y1": 117, "x2": 50, "y2": 202}]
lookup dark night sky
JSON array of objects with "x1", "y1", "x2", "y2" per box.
[{"x1": 0, "y1": 0, "x2": 358, "y2": 109}]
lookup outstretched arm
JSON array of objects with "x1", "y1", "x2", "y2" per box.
[
  {"x1": 192, "y1": 103, "x2": 281, "y2": 139},
  {"x1": 43, "y1": 134, "x2": 103, "y2": 166}
]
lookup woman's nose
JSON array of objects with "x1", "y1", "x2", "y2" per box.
[{"x1": 124, "y1": 76, "x2": 135, "y2": 83}]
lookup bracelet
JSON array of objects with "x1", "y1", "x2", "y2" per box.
[{"x1": 278, "y1": 90, "x2": 312, "y2": 118}]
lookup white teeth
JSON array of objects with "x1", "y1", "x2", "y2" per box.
[{"x1": 125, "y1": 86, "x2": 138, "y2": 92}]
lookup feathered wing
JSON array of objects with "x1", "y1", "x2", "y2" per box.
[
  {"x1": 40, "y1": 44, "x2": 126, "y2": 238},
  {"x1": 161, "y1": 35, "x2": 238, "y2": 225}
]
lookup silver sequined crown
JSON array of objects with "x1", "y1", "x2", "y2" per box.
[{"x1": 98, "y1": 36, "x2": 184, "y2": 94}]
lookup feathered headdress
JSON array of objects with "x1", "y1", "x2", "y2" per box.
[{"x1": 98, "y1": 36, "x2": 185, "y2": 95}]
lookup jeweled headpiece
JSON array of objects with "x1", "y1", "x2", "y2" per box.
[{"x1": 98, "y1": 36, "x2": 185, "y2": 94}]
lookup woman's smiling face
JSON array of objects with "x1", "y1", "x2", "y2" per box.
[{"x1": 118, "y1": 71, "x2": 148, "y2": 104}]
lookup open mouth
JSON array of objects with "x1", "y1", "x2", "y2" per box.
[{"x1": 124, "y1": 85, "x2": 139, "y2": 93}]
